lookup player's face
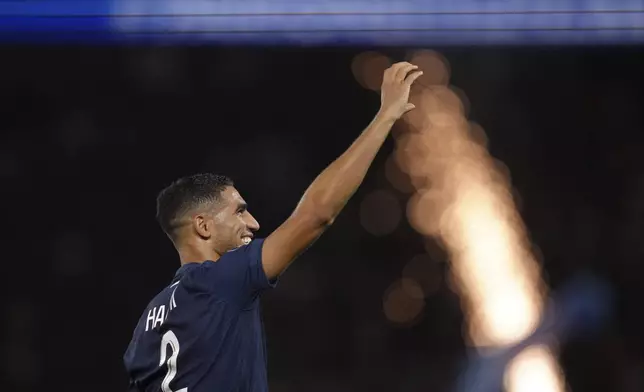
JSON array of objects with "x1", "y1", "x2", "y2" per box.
[{"x1": 211, "y1": 186, "x2": 260, "y2": 253}]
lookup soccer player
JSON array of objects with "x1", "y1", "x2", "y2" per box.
[{"x1": 123, "y1": 62, "x2": 423, "y2": 392}]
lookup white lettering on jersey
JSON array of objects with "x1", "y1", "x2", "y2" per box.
[
  {"x1": 170, "y1": 286, "x2": 178, "y2": 310},
  {"x1": 145, "y1": 281, "x2": 181, "y2": 332},
  {"x1": 153, "y1": 305, "x2": 166, "y2": 329},
  {"x1": 146, "y1": 307, "x2": 156, "y2": 331}
]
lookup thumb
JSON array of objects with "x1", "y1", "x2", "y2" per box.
[{"x1": 403, "y1": 103, "x2": 416, "y2": 113}]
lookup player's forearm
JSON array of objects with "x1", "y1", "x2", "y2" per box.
[
  {"x1": 296, "y1": 110, "x2": 398, "y2": 224},
  {"x1": 260, "y1": 63, "x2": 419, "y2": 279}
]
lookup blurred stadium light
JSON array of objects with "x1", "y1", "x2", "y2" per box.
[
  {"x1": 456, "y1": 273, "x2": 613, "y2": 392},
  {"x1": 1, "y1": 0, "x2": 643, "y2": 45}
]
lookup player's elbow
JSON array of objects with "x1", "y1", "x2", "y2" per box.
[
  {"x1": 316, "y1": 213, "x2": 335, "y2": 228},
  {"x1": 294, "y1": 197, "x2": 336, "y2": 227},
  {"x1": 304, "y1": 209, "x2": 336, "y2": 229},
  {"x1": 294, "y1": 204, "x2": 335, "y2": 229}
]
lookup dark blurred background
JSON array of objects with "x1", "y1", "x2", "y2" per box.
[{"x1": 1, "y1": 44, "x2": 643, "y2": 392}]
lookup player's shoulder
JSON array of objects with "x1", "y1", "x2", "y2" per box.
[
  {"x1": 147, "y1": 280, "x2": 180, "y2": 306},
  {"x1": 210, "y1": 238, "x2": 265, "y2": 266},
  {"x1": 179, "y1": 239, "x2": 265, "y2": 290},
  {"x1": 227, "y1": 238, "x2": 265, "y2": 259}
]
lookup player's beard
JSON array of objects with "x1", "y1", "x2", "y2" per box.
[{"x1": 224, "y1": 236, "x2": 250, "y2": 253}]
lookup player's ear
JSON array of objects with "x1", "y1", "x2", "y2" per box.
[{"x1": 193, "y1": 213, "x2": 212, "y2": 239}]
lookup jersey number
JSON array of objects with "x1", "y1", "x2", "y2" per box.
[{"x1": 159, "y1": 330, "x2": 188, "y2": 392}]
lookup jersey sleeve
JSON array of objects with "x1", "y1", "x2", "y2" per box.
[{"x1": 184, "y1": 238, "x2": 277, "y2": 305}]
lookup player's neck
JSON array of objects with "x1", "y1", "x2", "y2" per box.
[{"x1": 177, "y1": 243, "x2": 222, "y2": 265}]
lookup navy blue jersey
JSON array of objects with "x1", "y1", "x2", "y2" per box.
[{"x1": 124, "y1": 239, "x2": 277, "y2": 392}]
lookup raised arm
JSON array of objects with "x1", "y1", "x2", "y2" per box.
[{"x1": 261, "y1": 62, "x2": 423, "y2": 279}]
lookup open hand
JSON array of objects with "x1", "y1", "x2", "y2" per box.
[{"x1": 379, "y1": 62, "x2": 423, "y2": 120}]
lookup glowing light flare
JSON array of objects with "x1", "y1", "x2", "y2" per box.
[
  {"x1": 404, "y1": 86, "x2": 466, "y2": 135},
  {"x1": 400, "y1": 84, "x2": 546, "y2": 345},
  {"x1": 408, "y1": 50, "x2": 451, "y2": 86},
  {"x1": 407, "y1": 189, "x2": 446, "y2": 236},
  {"x1": 449, "y1": 85, "x2": 472, "y2": 119},
  {"x1": 394, "y1": 132, "x2": 434, "y2": 178},
  {"x1": 504, "y1": 345, "x2": 566, "y2": 392},
  {"x1": 383, "y1": 279, "x2": 425, "y2": 325},
  {"x1": 468, "y1": 121, "x2": 489, "y2": 149},
  {"x1": 422, "y1": 86, "x2": 466, "y2": 117},
  {"x1": 351, "y1": 51, "x2": 392, "y2": 92},
  {"x1": 384, "y1": 155, "x2": 415, "y2": 194},
  {"x1": 352, "y1": 49, "x2": 563, "y2": 391},
  {"x1": 402, "y1": 254, "x2": 442, "y2": 298}
]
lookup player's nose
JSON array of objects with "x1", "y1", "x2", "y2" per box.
[{"x1": 246, "y1": 213, "x2": 260, "y2": 232}]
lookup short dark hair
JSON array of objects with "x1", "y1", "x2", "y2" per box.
[{"x1": 156, "y1": 173, "x2": 234, "y2": 240}]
